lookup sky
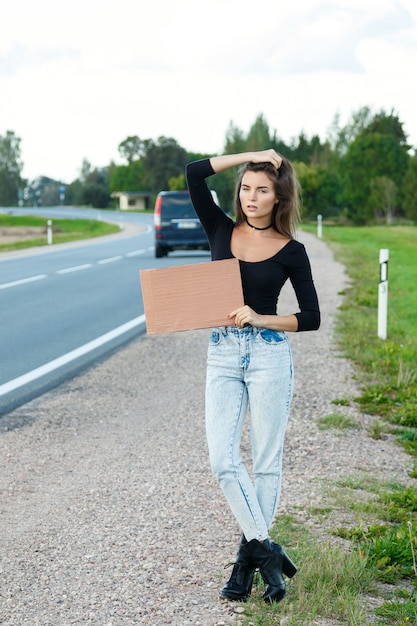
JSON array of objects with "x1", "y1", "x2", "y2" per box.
[{"x1": 1, "y1": 0, "x2": 417, "y2": 184}]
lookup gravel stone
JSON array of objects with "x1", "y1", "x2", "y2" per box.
[{"x1": 0, "y1": 231, "x2": 413, "y2": 625}]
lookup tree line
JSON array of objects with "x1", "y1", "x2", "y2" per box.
[{"x1": 1, "y1": 107, "x2": 417, "y2": 224}]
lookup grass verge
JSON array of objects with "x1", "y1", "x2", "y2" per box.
[
  {"x1": 237, "y1": 516, "x2": 376, "y2": 625},
  {"x1": 0, "y1": 213, "x2": 120, "y2": 251},
  {"x1": 237, "y1": 488, "x2": 416, "y2": 625},
  {"x1": 303, "y1": 224, "x2": 417, "y2": 458},
  {"x1": 236, "y1": 225, "x2": 416, "y2": 625}
]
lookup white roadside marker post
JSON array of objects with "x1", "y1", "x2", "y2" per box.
[
  {"x1": 47, "y1": 219, "x2": 53, "y2": 245},
  {"x1": 317, "y1": 214, "x2": 322, "y2": 239},
  {"x1": 378, "y1": 249, "x2": 389, "y2": 340}
]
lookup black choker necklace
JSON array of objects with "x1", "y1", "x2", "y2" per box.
[{"x1": 245, "y1": 216, "x2": 273, "y2": 231}]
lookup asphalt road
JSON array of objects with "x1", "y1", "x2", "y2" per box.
[{"x1": 0, "y1": 207, "x2": 210, "y2": 416}]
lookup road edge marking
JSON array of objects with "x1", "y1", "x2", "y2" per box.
[{"x1": 0, "y1": 315, "x2": 146, "y2": 396}]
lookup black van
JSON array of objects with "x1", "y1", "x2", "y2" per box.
[{"x1": 153, "y1": 190, "x2": 213, "y2": 258}]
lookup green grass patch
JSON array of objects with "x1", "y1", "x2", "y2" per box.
[
  {"x1": 239, "y1": 479, "x2": 417, "y2": 623},
  {"x1": 332, "y1": 397, "x2": 351, "y2": 406},
  {"x1": 317, "y1": 412, "x2": 358, "y2": 430},
  {"x1": 333, "y1": 474, "x2": 403, "y2": 494},
  {"x1": 337, "y1": 522, "x2": 416, "y2": 582},
  {"x1": 239, "y1": 515, "x2": 375, "y2": 625},
  {"x1": 0, "y1": 214, "x2": 120, "y2": 251},
  {"x1": 332, "y1": 477, "x2": 417, "y2": 619},
  {"x1": 331, "y1": 477, "x2": 417, "y2": 622},
  {"x1": 306, "y1": 225, "x2": 417, "y2": 437},
  {"x1": 375, "y1": 589, "x2": 417, "y2": 625},
  {"x1": 367, "y1": 419, "x2": 388, "y2": 440},
  {"x1": 390, "y1": 428, "x2": 417, "y2": 458}
]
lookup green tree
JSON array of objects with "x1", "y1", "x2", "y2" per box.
[
  {"x1": 327, "y1": 107, "x2": 374, "y2": 158},
  {"x1": 80, "y1": 158, "x2": 93, "y2": 184},
  {"x1": 76, "y1": 162, "x2": 110, "y2": 208},
  {"x1": 109, "y1": 160, "x2": 147, "y2": 193},
  {"x1": 290, "y1": 132, "x2": 318, "y2": 164},
  {"x1": 294, "y1": 162, "x2": 340, "y2": 219},
  {"x1": 224, "y1": 121, "x2": 246, "y2": 154},
  {"x1": 212, "y1": 121, "x2": 248, "y2": 210},
  {"x1": 367, "y1": 109, "x2": 408, "y2": 142},
  {"x1": 65, "y1": 179, "x2": 83, "y2": 206},
  {"x1": 83, "y1": 182, "x2": 110, "y2": 208},
  {"x1": 168, "y1": 173, "x2": 185, "y2": 190},
  {"x1": 0, "y1": 130, "x2": 24, "y2": 206},
  {"x1": 118, "y1": 136, "x2": 143, "y2": 163},
  {"x1": 369, "y1": 176, "x2": 397, "y2": 224},
  {"x1": 246, "y1": 113, "x2": 271, "y2": 151},
  {"x1": 270, "y1": 130, "x2": 291, "y2": 159},
  {"x1": 403, "y1": 152, "x2": 417, "y2": 221},
  {"x1": 143, "y1": 136, "x2": 188, "y2": 193},
  {"x1": 339, "y1": 110, "x2": 409, "y2": 224},
  {"x1": 25, "y1": 176, "x2": 65, "y2": 206}
]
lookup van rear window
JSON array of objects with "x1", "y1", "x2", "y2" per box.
[{"x1": 161, "y1": 195, "x2": 197, "y2": 219}]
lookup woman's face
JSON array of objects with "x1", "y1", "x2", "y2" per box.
[{"x1": 239, "y1": 171, "x2": 278, "y2": 221}]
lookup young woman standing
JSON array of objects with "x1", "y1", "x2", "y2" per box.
[{"x1": 185, "y1": 150, "x2": 320, "y2": 603}]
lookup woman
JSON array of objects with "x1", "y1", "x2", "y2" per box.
[{"x1": 185, "y1": 150, "x2": 320, "y2": 603}]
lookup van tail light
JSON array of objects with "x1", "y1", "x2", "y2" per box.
[{"x1": 154, "y1": 196, "x2": 162, "y2": 230}]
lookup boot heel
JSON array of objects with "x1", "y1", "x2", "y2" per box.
[{"x1": 282, "y1": 551, "x2": 298, "y2": 578}]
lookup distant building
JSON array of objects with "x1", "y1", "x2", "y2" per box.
[{"x1": 111, "y1": 191, "x2": 153, "y2": 211}]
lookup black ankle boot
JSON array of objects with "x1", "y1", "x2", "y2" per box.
[
  {"x1": 220, "y1": 536, "x2": 255, "y2": 602},
  {"x1": 245, "y1": 538, "x2": 287, "y2": 603},
  {"x1": 263, "y1": 542, "x2": 298, "y2": 603}
]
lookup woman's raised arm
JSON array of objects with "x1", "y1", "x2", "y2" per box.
[{"x1": 209, "y1": 150, "x2": 282, "y2": 174}]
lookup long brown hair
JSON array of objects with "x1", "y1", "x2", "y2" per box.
[{"x1": 233, "y1": 158, "x2": 301, "y2": 239}]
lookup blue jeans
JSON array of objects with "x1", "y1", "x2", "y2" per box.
[{"x1": 205, "y1": 326, "x2": 294, "y2": 542}]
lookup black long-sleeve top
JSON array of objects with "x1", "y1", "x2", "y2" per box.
[{"x1": 185, "y1": 159, "x2": 320, "y2": 331}]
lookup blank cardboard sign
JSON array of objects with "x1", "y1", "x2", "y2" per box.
[{"x1": 139, "y1": 258, "x2": 244, "y2": 334}]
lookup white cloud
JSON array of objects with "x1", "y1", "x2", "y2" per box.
[{"x1": 1, "y1": 0, "x2": 416, "y2": 183}]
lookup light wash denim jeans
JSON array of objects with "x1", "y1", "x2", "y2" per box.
[{"x1": 205, "y1": 325, "x2": 294, "y2": 542}]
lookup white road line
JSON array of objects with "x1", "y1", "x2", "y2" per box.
[
  {"x1": 0, "y1": 315, "x2": 146, "y2": 397},
  {"x1": 2, "y1": 252, "x2": 147, "y2": 286},
  {"x1": 126, "y1": 250, "x2": 145, "y2": 257},
  {"x1": 56, "y1": 264, "x2": 93, "y2": 274},
  {"x1": 98, "y1": 255, "x2": 123, "y2": 264},
  {"x1": 0, "y1": 274, "x2": 47, "y2": 290}
]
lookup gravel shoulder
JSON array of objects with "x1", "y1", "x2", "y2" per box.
[{"x1": 0, "y1": 231, "x2": 414, "y2": 626}]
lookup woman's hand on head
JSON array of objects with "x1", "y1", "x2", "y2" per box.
[
  {"x1": 209, "y1": 151, "x2": 282, "y2": 174},
  {"x1": 250, "y1": 150, "x2": 282, "y2": 169}
]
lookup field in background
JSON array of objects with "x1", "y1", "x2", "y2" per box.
[{"x1": 0, "y1": 214, "x2": 119, "y2": 251}]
